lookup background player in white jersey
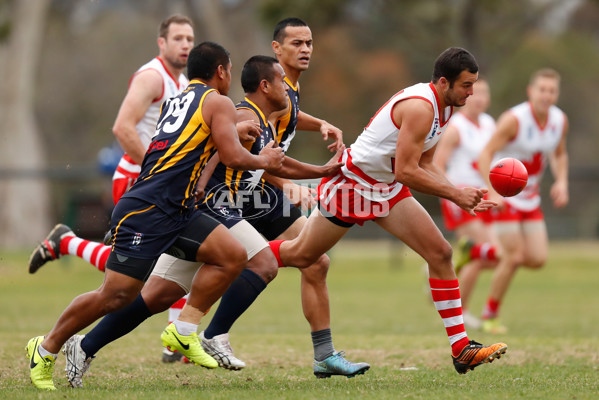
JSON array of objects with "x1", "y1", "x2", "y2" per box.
[
  {"x1": 27, "y1": 14, "x2": 197, "y2": 362},
  {"x1": 269, "y1": 47, "x2": 509, "y2": 375},
  {"x1": 477, "y1": 68, "x2": 569, "y2": 334},
  {"x1": 433, "y1": 79, "x2": 501, "y2": 329}
]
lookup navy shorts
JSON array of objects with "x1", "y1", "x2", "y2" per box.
[
  {"x1": 201, "y1": 182, "x2": 301, "y2": 240},
  {"x1": 243, "y1": 183, "x2": 301, "y2": 240},
  {"x1": 107, "y1": 197, "x2": 221, "y2": 281}
]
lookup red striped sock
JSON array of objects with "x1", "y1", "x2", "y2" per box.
[
  {"x1": 429, "y1": 278, "x2": 470, "y2": 357},
  {"x1": 482, "y1": 297, "x2": 501, "y2": 319},
  {"x1": 470, "y1": 243, "x2": 497, "y2": 261},
  {"x1": 268, "y1": 240, "x2": 286, "y2": 268},
  {"x1": 60, "y1": 236, "x2": 110, "y2": 272},
  {"x1": 168, "y1": 295, "x2": 188, "y2": 323}
]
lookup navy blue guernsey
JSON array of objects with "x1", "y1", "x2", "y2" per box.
[
  {"x1": 273, "y1": 76, "x2": 299, "y2": 152},
  {"x1": 123, "y1": 80, "x2": 217, "y2": 219},
  {"x1": 204, "y1": 97, "x2": 274, "y2": 206}
]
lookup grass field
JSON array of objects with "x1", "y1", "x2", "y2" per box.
[{"x1": 1, "y1": 239, "x2": 598, "y2": 399}]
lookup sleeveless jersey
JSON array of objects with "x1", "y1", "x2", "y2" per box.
[
  {"x1": 340, "y1": 82, "x2": 453, "y2": 202},
  {"x1": 133, "y1": 57, "x2": 189, "y2": 149},
  {"x1": 122, "y1": 80, "x2": 217, "y2": 218},
  {"x1": 496, "y1": 101, "x2": 566, "y2": 211},
  {"x1": 273, "y1": 76, "x2": 300, "y2": 152},
  {"x1": 445, "y1": 112, "x2": 496, "y2": 188},
  {"x1": 206, "y1": 97, "x2": 275, "y2": 204}
]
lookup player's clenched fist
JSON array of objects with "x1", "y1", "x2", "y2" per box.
[{"x1": 260, "y1": 141, "x2": 285, "y2": 169}]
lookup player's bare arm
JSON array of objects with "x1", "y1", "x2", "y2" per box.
[
  {"x1": 393, "y1": 99, "x2": 487, "y2": 215},
  {"x1": 236, "y1": 108, "x2": 263, "y2": 143},
  {"x1": 195, "y1": 153, "x2": 219, "y2": 201},
  {"x1": 549, "y1": 116, "x2": 569, "y2": 208},
  {"x1": 112, "y1": 69, "x2": 164, "y2": 165},
  {"x1": 296, "y1": 110, "x2": 344, "y2": 152},
  {"x1": 433, "y1": 123, "x2": 460, "y2": 174},
  {"x1": 205, "y1": 93, "x2": 283, "y2": 171},
  {"x1": 265, "y1": 145, "x2": 344, "y2": 179},
  {"x1": 478, "y1": 111, "x2": 519, "y2": 203}
]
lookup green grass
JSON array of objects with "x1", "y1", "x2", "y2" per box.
[{"x1": 1, "y1": 239, "x2": 598, "y2": 399}]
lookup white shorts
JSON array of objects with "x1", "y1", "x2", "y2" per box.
[{"x1": 150, "y1": 219, "x2": 268, "y2": 293}]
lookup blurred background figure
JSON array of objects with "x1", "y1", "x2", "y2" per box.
[{"x1": 477, "y1": 68, "x2": 569, "y2": 334}]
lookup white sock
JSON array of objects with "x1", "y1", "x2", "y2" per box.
[
  {"x1": 38, "y1": 343, "x2": 58, "y2": 359},
  {"x1": 173, "y1": 320, "x2": 198, "y2": 336}
]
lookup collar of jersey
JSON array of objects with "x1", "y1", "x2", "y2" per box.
[
  {"x1": 189, "y1": 79, "x2": 218, "y2": 92},
  {"x1": 243, "y1": 97, "x2": 268, "y2": 125},
  {"x1": 284, "y1": 76, "x2": 298, "y2": 92}
]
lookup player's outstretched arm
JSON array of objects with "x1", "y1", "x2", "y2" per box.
[
  {"x1": 207, "y1": 94, "x2": 283, "y2": 171},
  {"x1": 266, "y1": 145, "x2": 344, "y2": 179},
  {"x1": 297, "y1": 110, "x2": 344, "y2": 152}
]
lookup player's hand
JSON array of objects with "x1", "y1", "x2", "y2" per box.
[
  {"x1": 320, "y1": 121, "x2": 344, "y2": 152},
  {"x1": 550, "y1": 180, "x2": 569, "y2": 208},
  {"x1": 284, "y1": 182, "x2": 317, "y2": 211},
  {"x1": 320, "y1": 144, "x2": 345, "y2": 176},
  {"x1": 194, "y1": 181, "x2": 206, "y2": 202},
  {"x1": 259, "y1": 141, "x2": 284, "y2": 169},
  {"x1": 236, "y1": 120, "x2": 262, "y2": 142},
  {"x1": 455, "y1": 187, "x2": 493, "y2": 216}
]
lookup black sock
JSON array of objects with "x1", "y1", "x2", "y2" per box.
[
  {"x1": 311, "y1": 328, "x2": 335, "y2": 361},
  {"x1": 80, "y1": 294, "x2": 152, "y2": 357},
  {"x1": 203, "y1": 269, "x2": 267, "y2": 339}
]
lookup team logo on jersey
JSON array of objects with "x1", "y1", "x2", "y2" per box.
[
  {"x1": 203, "y1": 180, "x2": 281, "y2": 221},
  {"x1": 426, "y1": 118, "x2": 439, "y2": 141}
]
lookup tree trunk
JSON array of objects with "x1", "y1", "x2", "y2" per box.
[{"x1": 0, "y1": 0, "x2": 51, "y2": 248}]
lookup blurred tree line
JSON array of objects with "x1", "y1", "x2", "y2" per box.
[{"x1": 1, "y1": 0, "x2": 598, "y2": 246}]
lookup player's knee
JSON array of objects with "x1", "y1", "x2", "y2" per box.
[
  {"x1": 301, "y1": 254, "x2": 329, "y2": 281},
  {"x1": 247, "y1": 248, "x2": 279, "y2": 283},
  {"x1": 523, "y1": 256, "x2": 546, "y2": 270},
  {"x1": 98, "y1": 287, "x2": 138, "y2": 313},
  {"x1": 428, "y1": 239, "x2": 453, "y2": 266},
  {"x1": 504, "y1": 249, "x2": 526, "y2": 268}
]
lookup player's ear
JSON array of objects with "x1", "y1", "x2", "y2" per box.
[
  {"x1": 261, "y1": 79, "x2": 269, "y2": 91},
  {"x1": 216, "y1": 64, "x2": 227, "y2": 79},
  {"x1": 157, "y1": 37, "x2": 166, "y2": 50},
  {"x1": 272, "y1": 40, "x2": 281, "y2": 55}
]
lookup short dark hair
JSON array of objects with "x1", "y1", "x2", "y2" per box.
[
  {"x1": 159, "y1": 14, "x2": 193, "y2": 39},
  {"x1": 432, "y1": 47, "x2": 478, "y2": 85},
  {"x1": 187, "y1": 42, "x2": 230, "y2": 81},
  {"x1": 273, "y1": 17, "x2": 308, "y2": 43},
  {"x1": 241, "y1": 56, "x2": 279, "y2": 93}
]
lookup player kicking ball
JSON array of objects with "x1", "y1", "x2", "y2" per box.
[{"x1": 269, "y1": 47, "x2": 508, "y2": 374}]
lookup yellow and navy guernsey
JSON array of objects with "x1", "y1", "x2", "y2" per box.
[
  {"x1": 273, "y1": 76, "x2": 299, "y2": 152},
  {"x1": 126, "y1": 80, "x2": 217, "y2": 219},
  {"x1": 204, "y1": 97, "x2": 274, "y2": 207}
]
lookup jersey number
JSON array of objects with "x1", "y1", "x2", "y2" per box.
[{"x1": 155, "y1": 91, "x2": 196, "y2": 135}]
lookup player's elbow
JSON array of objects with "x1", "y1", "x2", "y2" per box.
[
  {"x1": 394, "y1": 168, "x2": 416, "y2": 185},
  {"x1": 219, "y1": 153, "x2": 246, "y2": 170}
]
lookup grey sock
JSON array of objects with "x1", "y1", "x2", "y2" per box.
[{"x1": 311, "y1": 328, "x2": 335, "y2": 361}]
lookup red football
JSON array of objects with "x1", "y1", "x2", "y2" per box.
[{"x1": 489, "y1": 158, "x2": 528, "y2": 197}]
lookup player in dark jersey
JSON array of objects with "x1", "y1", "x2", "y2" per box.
[
  {"x1": 26, "y1": 42, "x2": 285, "y2": 391},
  {"x1": 57, "y1": 55, "x2": 352, "y2": 388},
  {"x1": 196, "y1": 18, "x2": 368, "y2": 378}
]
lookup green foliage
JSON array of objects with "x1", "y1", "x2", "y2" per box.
[{"x1": 1, "y1": 240, "x2": 598, "y2": 398}]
